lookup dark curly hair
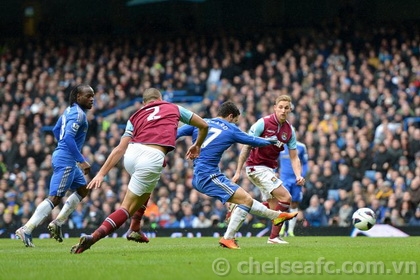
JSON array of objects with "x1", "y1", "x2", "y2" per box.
[
  {"x1": 69, "y1": 84, "x2": 91, "y2": 105},
  {"x1": 217, "y1": 101, "x2": 240, "y2": 118}
]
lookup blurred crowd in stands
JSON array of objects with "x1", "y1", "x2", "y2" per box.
[{"x1": 1, "y1": 19, "x2": 420, "y2": 234}]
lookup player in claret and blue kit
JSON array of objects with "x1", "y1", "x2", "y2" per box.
[
  {"x1": 232, "y1": 95, "x2": 306, "y2": 244},
  {"x1": 70, "y1": 88, "x2": 208, "y2": 254}
]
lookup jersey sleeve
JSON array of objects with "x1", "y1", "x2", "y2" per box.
[
  {"x1": 63, "y1": 113, "x2": 85, "y2": 162},
  {"x1": 65, "y1": 115, "x2": 82, "y2": 138},
  {"x1": 53, "y1": 116, "x2": 62, "y2": 140},
  {"x1": 248, "y1": 118, "x2": 265, "y2": 137},
  {"x1": 233, "y1": 125, "x2": 271, "y2": 147},
  {"x1": 122, "y1": 120, "x2": 134, "y2": 138},
  {"x1": 177, "y1": 124, "x2": 195, "y2": 139},
  {"x1": 177, "y1": 105, "x2": 194, "y2": 124},
  {"x1": 287, "y1": 128, "x2": 297, "y2": 150}
]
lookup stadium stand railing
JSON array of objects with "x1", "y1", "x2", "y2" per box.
[{"x1": 41, "y1": 90, "x2": 203, "y2": 132}]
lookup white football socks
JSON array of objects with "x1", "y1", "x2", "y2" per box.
[
  {"x1": 288, "y1": 207, "x2": 298, "y2": 233},
  {"x1": 24, "y1": 199, "x2": 54, "y2": 233},
  {"x1": 249, "y1": 199, "x2": 280, "y2": 220},
  {"x1": 54, "y1": 192, "x2": 82, "y2": 226},
  {"x1": 224, "y1": 205, "x2": 248, "y2": 239}
]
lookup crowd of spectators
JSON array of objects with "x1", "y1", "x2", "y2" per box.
[{"x1": 1, "y1": 19, "x2": 420, "y2": 235}]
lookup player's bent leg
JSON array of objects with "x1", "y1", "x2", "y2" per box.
[
  {"x1": 49, "y1": 193, "x2": 82, "y2": 243},
  {"x1": 125, "y1": 200, "x2": 149, "y2": 243},
  {"x1": 221, "y1": 189, "x2": 254, "y2": 248},
  {"x1": 270, "y1": 186, "x2": 292, "y2": 205},
  {"x1": 228, "y1": 188, "x2": 253, "y2": 207},
  {"x1": 268, "y1": 187, "x2": 291, "y2": 240},
  {"x1": 16, "y1": 198, "x2": 56, "y2": 248},
  {"x1": 247, "y1": 199, "x2": 292, "y2": 223},
  {"x1": 129, "y1": 199, "x2": 149, "y2": 232},
  {"x1": 72, "y1": 207, "x2": 132, "y2": 254},
  {"x1": 121, "y1": 191, "x2": 151, "y2": 216},
  {"x1": 222, "y1": 204, "x2": 248, "y2": 246}
]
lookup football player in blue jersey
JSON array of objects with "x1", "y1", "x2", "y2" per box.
[
  {"x1": 177, "y1": 101, "x2": 297, "y2": 249},
  {"x1": 15, "y1": 84, "x2": 95, "y2": 247},
  {"x1": 278, "y1": 140, "x2": 308, "y2": 237}
]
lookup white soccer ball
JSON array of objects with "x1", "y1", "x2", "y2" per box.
[{"x1": 352, "y1": 207, "x2": 376, "y2": 231}]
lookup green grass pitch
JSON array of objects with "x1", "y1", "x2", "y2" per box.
[{"x1": 1, "y1": 236, "x2": 419, "y2": 280}]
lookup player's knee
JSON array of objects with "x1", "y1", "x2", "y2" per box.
[
  {"x1": 77, "y1": 186, "x2": 90, "y2": 197},
  {"x1": 272, "y1": 186, "x2": 291, "y2": 202},
  {"x1": 48, "y1": 196, "x2": 61, "y2": 206},
  {"x1": 232, "y1": 193, "x2": 253, "y2": 207},
  {"x1": 290, "y1": 201, "x2": 299, "y2": 208},
  {"x1": 243, "y1": 195, "x2": 253, "y2": 207}
]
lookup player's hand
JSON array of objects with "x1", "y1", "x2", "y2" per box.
[
  {"x1": 78, "y1": 162, "x2": 91, "y2": 175},
  {"x1": 232, "y1": 172, "x2": 241, "y2": 183},
  {"x1": 87, "y1": 174, "x2": 105, "y2": 189},
  {"x1": 266, "y1": 136, "x2": 278, "y2": 144},
  {"x1": 186, "y1": 145, "x2": 201, "y2": 160},
  {"x1": 296, "y1": 176, "x2": 305, "y2": 186},
  {"x1": 266, "y1": 136, "x2": 283, "y2": 148}
]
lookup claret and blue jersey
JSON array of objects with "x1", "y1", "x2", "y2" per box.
[{"x1": 246, "y1": 116, "x2": 297, "y2": 169}]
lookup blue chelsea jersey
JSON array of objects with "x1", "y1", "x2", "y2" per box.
[
  {"x1": 53, "y1": 104, "x2": 88, "y2": 163},
  {"x1": 177, "y1": 118, "x2": 272, "y2": 173},
  {"x1": 278, "y1": 141, "x2": 308, "y2": 184}
]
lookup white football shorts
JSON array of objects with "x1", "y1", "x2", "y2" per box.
[
  {"x1": 245, "y1": 165, "x2": 283, "y2": 201},
  {"x1": 124, "y1": 143, "x2": 165, "y2": 196}
]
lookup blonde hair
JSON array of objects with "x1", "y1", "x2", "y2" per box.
[{"x1": 275, "y1": 94, "x2": 292, "y2": 104}]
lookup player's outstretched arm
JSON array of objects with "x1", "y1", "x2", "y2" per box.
[
  {"x1": 289, "y1": 148, "x2": 305, "y2": 186},
  {"x1": 232, "y1": 145, "x2": 252, "y2": 183},
  {"x1": 185, "y1": 114, "x2": 208, "y2": 160},
  {"x1": 87, "y1": 136, "x2": 131, "y2": 189},
  {"x1": 88, "y1": 173, "x2": 105, "y2": 190}
]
